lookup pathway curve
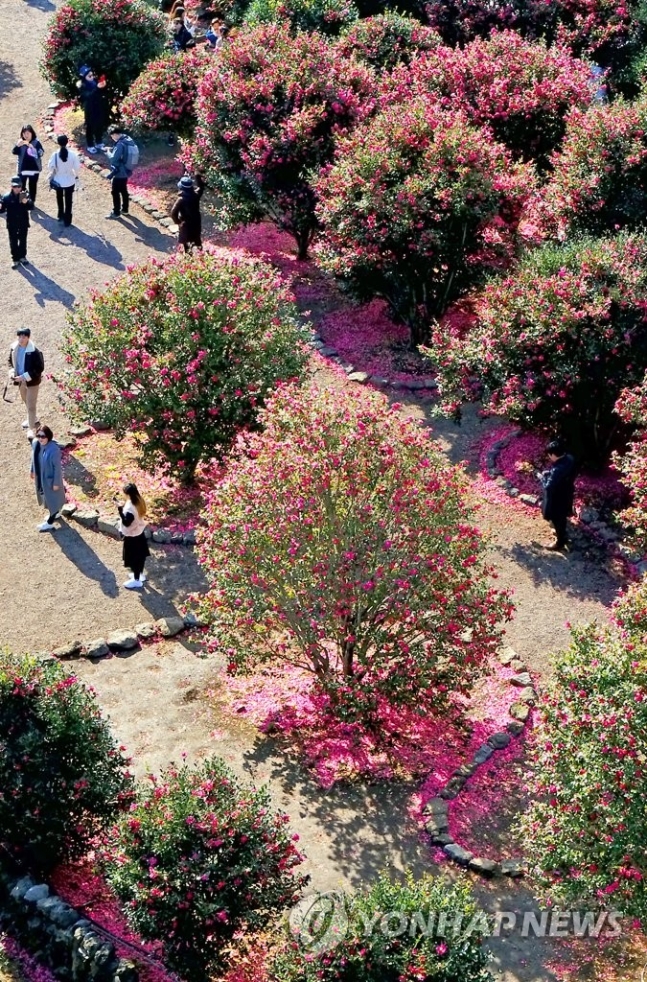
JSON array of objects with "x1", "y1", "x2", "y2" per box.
[{"x1": 0, "y1": 6, "x2": 629, "y2": 981}]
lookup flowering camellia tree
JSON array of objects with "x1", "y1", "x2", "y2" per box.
[
  {"x1": 103, "y1": 756, "x2": 305, "y2": 981},
  {"x1": 316, "y1": 96, "x2": 533, "y2": 346},
  {"x1": 431, "y1": 234, "x2": 647, "y2": 464},
  {"x1": 42, "y1": 0, "x2": 167, "y2": 105},
  {"x1": 335, "y1": 12, "x2": 442, "y2": 70},
  {"x1": 387, "y1": 32, "x2": 592, "y2": 169},
  {"x1": 536, "y1": 97, "x2": 647, "y2": 238},
  {"x1": 273, "y1": 873, "x2": 494, "y2": 982},
  {"x1": 120, "y1": 48, "x2": 213, "y2": 140},
  {"x1": 61, "y1": 248, "x2": 308, "y2": 481},
  {"x1": 197, "y1": 383, "x2": 511, "y2": 720},
  {"x1": 188, "y1": 23, "x2": 376, "y2": 259},
  {"x1": 0, "y1": 653, "x2": 134, "y2": 873},
  {"x1": 244, "y1": 0, "x2": 358, "y2": 35},
  {"x1": 519, "y1": 579, "x2": 647, "y2": 923},
  {"x1": 614, "y1": 376, "x2": 647, "y2": 550}
]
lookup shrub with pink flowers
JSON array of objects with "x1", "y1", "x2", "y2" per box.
[
  {"x1": 188, "y1": 23, "x2": 376, "y2": 259},
  {"x1": 41, "y1": 0, "x2": 167, "y2": 106},
  {"x1": 431, "y1": 234, "x2": 647, "y2": 464},
  {"x1": 61, "y1": 248, "x2": 308, "y2": 481},
  {"x1": 244, "y1": 0, "x2": 358, "y2": 35},
  {"x1": 315, "y1": 95, "x2": 533, "y2": 346},
  {"x1": 614, "y1": 375, "x2": 647, "y2": 550},
  {"x1": 387, "y1": 32, "x2": 592, "y2": 169},
  {"x1": 0, "y1": 652, "x2": 134, "y2": 873},
  {"x1": 197, "y1": 383, "x2": 511, "y2": 721},
  {"x1": 120, "y1": 48, "x2": 213, "y2": 140},
  {"x1": 535, "y1": 96, "x2": 647, "y2": 238},
  {"x1": 103, "y1": 756, "x2": 305, "y2": 981},
  {"x1": 272, "y1": 872, "x2": 494, "y2": 981},
  {"x1": 335, "y1": 12, "x2": 442, "y2": 70},
  {"x1": 519, "y1": 580, "x2": 647, "y2": 923}
]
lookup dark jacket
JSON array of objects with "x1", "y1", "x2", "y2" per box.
[
  {"x1": 84, "y1": 83, "x2": 107, "y2": 131},
  {"x1": 170, "y1": 183, "x2": 203, "y2": 245},
  {"x1": 8, "y1": 340, "x2": 44, "y2": 387},
  {"x1": 0, "y1": 191, "x2": 33, "y2": 231},
  {"x1": 171, "y1": 23, "x2": 195, "y2": 51},
  {"x1": 12, "y1": 139, "x2": 44, "y2": 176},
  {"x1": 541, "y1": 454, "x2": 576, "y2": 522},
  {"x1": 106, "y1": 136, "x2": 133, "y2": 180}
]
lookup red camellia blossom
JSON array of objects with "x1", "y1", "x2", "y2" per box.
[{"x1": 121, "y1": 48, "x2": 213, "y2": 140}]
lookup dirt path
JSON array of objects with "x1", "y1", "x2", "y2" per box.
[{"x1": 0, "y1": 6, "x2": 633, "y2": 981}]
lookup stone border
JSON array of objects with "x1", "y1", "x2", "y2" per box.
[
  {"x1": 41, "y1": 612, "x2": 206, "y2": 661},
  {"x1": 421, "y1": 645, "x2": 534, "y2": 879},
  {"x1": 42, "y1": 102, "x2": 179, "y2": 238},
  {"x1": 310, "y1": 336, "x2": 439, "y2": 395},
  {"x1": 60, "y1": 501, "x2": 197, "y2": 548},
  {"x1": 1, "y1": 873, "x2": 138, "y2": 982}
]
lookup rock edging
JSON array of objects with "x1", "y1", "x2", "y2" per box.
[
  {"x1": 43, "y1": 102, "x2": 178, "y2": 238},
  {"x1": 310, "y1": 335, "x2": 439, "y2": 395},
  {"x1": 0, "y1": 872, "x2": 138, "y2": 982},
  {"x1": 422, "y1": 645, "x2": 533, "y2": 880},
  {"x1": 60, "y1": 501, "x2": 197, "y2": 548},
  {"x1": 42, "y1": 612, "x2": 207, "y2": 661}
]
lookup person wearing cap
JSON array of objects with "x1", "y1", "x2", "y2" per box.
[
  {"x1": 170, "y1": 173, "x2": 205, "y2": 252},
  {"x1": 0, "y1": 177, "x2": 33, "y2": 268},
  {"x1": 8, "y1": 328, "x2": 44, "y2": 439},
  {"x1": 77, "y1": 67, "x2": 108, "y2": 153},
  {"x1": 538, "y1": 438, "x2": 577, "y2": 551}
]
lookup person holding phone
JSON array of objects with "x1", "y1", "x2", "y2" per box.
[
  {"x1": 0, "y1": 176, "x2": 33, "y2": 268},
  {"x1": 116, "y1": 483, "x2": 150, "y2": 589},
  {"x1": 12, "y1": 124, "x2": 44, "y2": 205}
]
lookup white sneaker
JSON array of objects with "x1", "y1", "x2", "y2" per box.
[
  {"x1": 140, "y1": 572, "x2": 147, "y2": 582},
  {"x1": 21, "y1": 420, "x2": 28, "y2": 428},
  {"x1": 27, "y1": 429, "x2": 35, "y2": 440},
  {"x1": 37, "y1": 521, "x2": 55, "y2": 532},
  {"x1": 123, "y1": 578, "x2": 143, "y2": 589}
]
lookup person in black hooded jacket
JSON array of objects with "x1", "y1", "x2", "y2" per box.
[
  {"x1": 170, "y1": 174, "x2": 204, "y2": 252},
  {"x1": 539, "y1": 438, "x2": 577, "y2": 551}
]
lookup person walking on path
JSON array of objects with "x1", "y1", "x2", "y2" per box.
[
  {"x1": 115, "y1": 483, "x2": 150, "y2": 589},
  {"x1": 77, "y1": 67, "x2": 108, "y2": 154},
  {"x1": 31, "y1": 426, "x2": 65, "y2": 532},
  {"x1": 8, "y1": 328, "x2": 44, "y2": 440},
  {"x1": 170, "y1": 173, "x2": 204, "y2": 252},
  {"x1": 48, "y1": 136, "x2": 80, "y2": 228},
  {"x1": 539, "y1": 439, "x2": 577, "y2": 551},
  {"x1": 105, "y1": 125, "x2": 137, "y2": 219},
  {"x1": 0, "y1": 177, "x2": 33, "y2": 269},
  {"x1": 12, "y1": 125, "x2": 44, "y2": 205}
]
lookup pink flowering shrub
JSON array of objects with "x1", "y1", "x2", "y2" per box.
[
  {"x1": 431, "y1": 234, "x2": 647, "y2": 464},
  {"x1": 335, "y1": 13, "x2": 442, "y2": 70},
  {"x1": 197, "y1": 383, "x2": 512, "y2": 721},
  {"x1": 535, "y1": 96, "x2": 647, "y2": 238},
  {"x1": 272, "y1": 873, "x2": 494, "y2": 981},
  {"x1": 387, "y1": 32, "x2": 592, "y2": 169},
  {"x1": 519, "y1": 581, "x2": 647, "y2": 922},
  {"x1": 244, "y1": 0, "x2": 358, "y2": 35},
  {"x1": 315, "y1": 96, "x2": 533, "y2": 346},
  {"x1": 103, "y1": 756, "x2": 305, "y2": 981},
  {"x1": 121, "y1": 48, "x2": 213, "y2": 140},
  {"x1": 41, "y1": 0, "x2": 167, "y2": 105},
  {"x1": 61, "y1": 247, "x2": 308, "y2": 481},
  {"x1": 614, "y1": 375, "x2": 647, "y2": 550},
  {"x1": 0, "y1": 653, "x2": 134, "y2": 873},
  {"x1": 188, "y1": 23, "x2": 376, "y2": 259}
]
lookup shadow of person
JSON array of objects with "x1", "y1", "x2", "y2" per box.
[
  {"x1": 16, "y1": 262, "x2": 76, "y2": 309},
  {"x1": 62, "y1": 454, "x2": 99, "y2": 500},
  {"x1": 120, "y1": 213, "x2": 175, "y2": 253},
  {"x1": 0, "y1": 61, "x2": 21, "y2": 95},
  {"x1": 37, "y1": 210, "x2": 125, "y2": 270},
  {"x1": 49, "y1": 523, "x2": 119, "y2": 598},
  {"x1": 24, "y1": 0, "x2": 56, "y2": 9}
]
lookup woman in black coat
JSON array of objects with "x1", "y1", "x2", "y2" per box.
[
  {"x1": 12, "y1": 125, "x2": 44, "y2": 205},
  {"x1": 170, "y1": 174, "x2": 204, "y2": 252}
]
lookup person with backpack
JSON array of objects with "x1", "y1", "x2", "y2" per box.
[
  {"x1": 8, "y1": 328, "x2": 44, "y2": 439},
  {"x1": 104, "y1": 124, "x2": 139, "y2": 219},
  {"x1": 170, "y1": 173, "x2": 205, "y2": 252},
  {"x1": 47, "y1": 135, "x2": 80, "y2": 228},
  {"x1": 12, "y1": 124, "x2": 44, "y2": 205}
]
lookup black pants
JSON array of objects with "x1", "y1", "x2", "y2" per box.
[
  {"x1": 111, "y1": 177, "x2": 129, "y2": 215},
  {"x1": 85, "y1": 120, "x2": 102, "y2": 148},
  {"x1": 20, "y1": 174, "x2": 39, "y2": 204},
  {"x1": 47, "y1": 512, "x2": 59, "y2": 525},
  {"x1": 552, "y1": 515, "x2": 568, "y2": 547},
  {"x1": 55, "y1": 186, "x2": 75, "y2": 226},
  {"x1": 8, "y1": 226, "x2": 28, "y2": 262}
]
